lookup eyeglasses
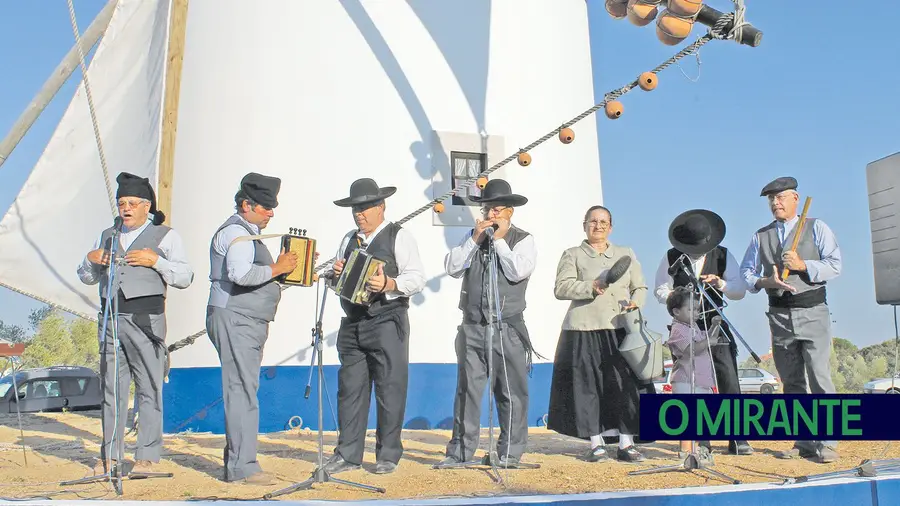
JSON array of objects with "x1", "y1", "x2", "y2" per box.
[
  {"x1": 584, "y1": 219, "x2": 610, "y2": 228},
  {"x1": 481, "y1": 206, "x2": 508, "y2": 216},
  {"x1": 117, "y1": 199, "x2": 148, "y2": 209}
]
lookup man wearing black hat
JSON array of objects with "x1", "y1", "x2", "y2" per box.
[
  {"x1": 438, "y1": 179, "x2": 538, "y2": 468},
  {"x1": 77, "y1": 172, "x2": 194, "y2": 476},
  {"x1": 322, "y1": 178, "x2": 425, "y2": 475},
  {"x1": 740, "y1": 176, "x2": 842, "y2": 463},
  {"x1": 653, "y1": 209, "x2": 754, "y2": 456},
  {"x1": 206, "y1": 172, "x2": 299, "y2": 484}
]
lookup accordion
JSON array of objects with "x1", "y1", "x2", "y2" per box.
[
  {"x1": 334, "y1": 249, "x2": 386, "y2": 306},
  {"x1": 278, "y1": 233, "x2": 317, "y2": 287}
]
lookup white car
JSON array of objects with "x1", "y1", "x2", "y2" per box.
[
  {"x1": 738, "y1": 368, "x2": 782, "y2": 394},
  {"x1": 863, "y1": 375, "x2": 900, "y2": 394}
]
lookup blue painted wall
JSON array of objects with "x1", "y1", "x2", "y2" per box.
[{"x1": 163, "y1": 363, "x2": 560, "y2": 434}]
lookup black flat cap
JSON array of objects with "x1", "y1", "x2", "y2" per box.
[
  {"x1": 239, "y1": 172, "x2": 281, "y2": 209},
  {"x1": 760, "y1": 176, "x2": 798, "y2": 197}
]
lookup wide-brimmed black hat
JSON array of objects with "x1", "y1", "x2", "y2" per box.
[
  {"x1": 333, "y1": 178, "x2": 397, "y2": 207},
  {"x1": 468, "y1": 179, "x2": 528, "y2": 207},
  {"x1": 668, "y1": 209, "x2": 726, "y2": 256}
]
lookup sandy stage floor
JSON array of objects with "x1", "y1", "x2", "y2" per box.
[{"x1": 0, "y1": 411, "x2": 897, "y2": 502}]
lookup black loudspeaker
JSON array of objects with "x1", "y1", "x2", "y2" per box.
[{"x1": 866, "y1": 151, "x2": 900, "y2": 305}]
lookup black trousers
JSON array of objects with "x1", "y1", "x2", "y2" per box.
[
  {"x1": 710, "y1": 342, "x2": 741, "y2": 395},
  {"x1": 334, "y1": 309, "x2": 410, "y2": 465}
]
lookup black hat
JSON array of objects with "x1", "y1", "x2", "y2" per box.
[
  {"x1": 760, "y1": 176, "x2": 798, "y2": 197},
  {"x1": 668, "y1": 209, "x2": 726, "y2": 256},
  {"x1": 333, "y1": 178, "x2": 397, "y2": 207},
  {"x1": 238, "y1": 172, "x2": 281, "y2": 209},
  {"x1": 468, "y1": 179, "x2": 528, "y2": 207},
  {"x1": 116, "y1": 172, "x2": 165, "y2": 225}
]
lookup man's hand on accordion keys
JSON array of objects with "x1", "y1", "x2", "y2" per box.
[
  {"x1": 272, "y1": 246, "x2": 300, "y2": 277},
  {"x1": 366, "y1": 263, "x2": 389, "y2": 293}
]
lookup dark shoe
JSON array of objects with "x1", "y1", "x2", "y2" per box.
[
  {"x1": 322, "y1": 453, "x2": 360, "y2": 475},
  {"x1": 374, "y1": 461, "x2": 397, "y2": 474},
  {"x1": 817, "y1": 444, "x2": 839, "y2": 463},
  {"x1": 481, "y1": 453, "x2": 520, "y2": 467},
  {"x1": 586, "y1": 445, "x2": 608, "y2": 462},
  {"x1": 729, "y1": 441, "x2": 754, "y2": 455},
  {"x1": 775, "y1": 443, "x2": 817, "y2": 460},
  {"x1": 617, "y1": 446, "x2": 645, "y2": 463}
]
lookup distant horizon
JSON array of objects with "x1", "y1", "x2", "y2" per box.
[{"x1": 0, "y1": 1, "x2": 898, "y2": 366}]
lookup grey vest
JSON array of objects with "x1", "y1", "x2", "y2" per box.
[
  {"x1": 98, "y1": 223, "x2": 170, "y2": 302},
  {"x1": 757, "y1": 218, "x2": 826, "y2": 308},
  {"x1": 209, "y1": 215, "x2": 281, "y2": 321},
  {"x1": 459, "y1": 225, "x2": 531, "y2": 323}
]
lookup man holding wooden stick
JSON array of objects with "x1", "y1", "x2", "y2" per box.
[{"x1": 739, "y1": 176, "x2": 843, "y2": 464}]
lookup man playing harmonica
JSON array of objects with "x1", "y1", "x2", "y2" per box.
[
  {"x1": 207, "y1": 172, "x2": 299, "y2": 485},
  {"x1": 77, "y1": 172, "x2": 194, "y2": 477},
  {"x1": 440, "y1": 179, "x2": 538, "y2": 468},
  {"x1": 323, "y1": 178, "x2": 426, "y2": 475}
]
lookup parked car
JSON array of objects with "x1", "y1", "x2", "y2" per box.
[
  {"x1": 738, "y1": 367, "x2": 782, "y2": 394},
  {"x1": 0, "y1": 366, "x2": 101, "y2": 413},
  {"x1": 652, "y1": 360, "x2": 674, "y2": 393},
  {"x1": 863, "y1": 375, "x2": 900, "y2": 394}
]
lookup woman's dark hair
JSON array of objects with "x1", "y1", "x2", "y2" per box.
[
  {"x1": 666, "y1": 286, "x2": 697, "y2": 317},
  {"x1": 583, "y1": 205, "x2": 612, "y2": 226}
]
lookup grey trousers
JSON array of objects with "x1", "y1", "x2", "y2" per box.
[
  {"x1": 445, "y1": 318, "x2": 530, "y2": 462},
  {"x1": 99, "y1": 312, "x2": 166, "y2": 463},
  {"x1": 334, "y1": 309, "x2": 410, "y2": 465},
  {"x1": 206, "y1": 306, "x2": 269, "y2": 481},
  {"x1": 766, "y1": 302, "x2": 837, "y2": 448}
]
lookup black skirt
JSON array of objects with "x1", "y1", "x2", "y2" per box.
[{"x1": 546, "y1": 328, "x2": 654, "y2": 439}]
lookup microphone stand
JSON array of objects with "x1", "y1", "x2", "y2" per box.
[
  {"x1": 264, "y1": 280, "x2": 384, "y2": 499},
  {"x1": 62, "y1": 218, "x2": 126, "y2": 495},
  {"x1": 629, "y1": 277, "x2": 739, "y2": 484},
  {"x1": 433, "y1": 228, "x2": 538, "y2": 483},
  {"x1": 670, "y1": 254, "x2": 761, "y2": 364}
]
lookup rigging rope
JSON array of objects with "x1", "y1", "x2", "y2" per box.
[
  {"x1": 67, "y1": 0, "x2": 118, "y2": 217},
  {"x1": 163, "y1": 14, "x2": 741, "y2": 354}
]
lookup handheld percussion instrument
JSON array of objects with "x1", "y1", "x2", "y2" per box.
[
  {"x1": 230, "y1": 227, "x2": 318, "y2": 287},
  {"x1": 334, "y1": 249, "x2": 386, "y2": 306},
  {"x1": 780, "y1": 196, "x2": 812, "y2": 280}
]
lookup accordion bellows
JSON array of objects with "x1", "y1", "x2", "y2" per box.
[{"x1": 279, "y1": 235, "x2": 317, "y2": 286}]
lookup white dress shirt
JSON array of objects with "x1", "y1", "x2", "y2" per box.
[
  {"x1": 444, "y1": 227, "x2": 537, "y2": 283},
  {"x1": 334, "y1": 221, "x2": 426, "y2": 299},
  {"x1": 77, "y1": 216, "x2": 194, "y2": 289},
  {"x1": 653, "y1": 249, "x2": 746, "y2": 305}
]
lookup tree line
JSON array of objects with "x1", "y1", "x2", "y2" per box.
[{"x1": 0, "y1": 305, "x2": 98, "y2": 373}]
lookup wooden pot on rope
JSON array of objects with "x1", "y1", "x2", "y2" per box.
[
  {"x1": 476, "y1": 176, "x2": 489, "y2": 189},
  {"x1": 517, "y1": 152, "x2": 532, "y2": 166},
  {"x1": 434, "y1": 202, "x2": 445, "y2": 213},
  {"x1": 559, "y1": 127, "x2": 575, "y2": 144},
  {"x1": 627, "y1": 0, "x2": 659, "y2": 27},
  {"x1": 657, "y1": 10, "x2": 694, "y2": 46},
  {"x1": 638, "y1": 71, "x2": 658, "y2": 91},
  {"x1": 605, "y1": 101, "x2": 624, "y2": 119},
  {"x1": 605, "y1": 0, "x2": 628, "y2": 19}
]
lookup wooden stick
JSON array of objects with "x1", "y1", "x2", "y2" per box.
[
  {"x1": 157, "y1": 0, "x2": 190, "y2": 225},
  {"x1": 0, "y1": 0, "x2": 118, "y2": 169},
  {"x1": 781, "y1": 197, "x2": 812, "y2": 280}
]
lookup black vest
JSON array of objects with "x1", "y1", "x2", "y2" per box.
[
  {"x1": 459, "y1": 225, "x2": 531, "y2": 323},
  {"x1": 339, "y1": 222, "x2": 408, "y2": 320},
  {"x1": 667, "y1": 246, "x2": 734, "y2": 343}
]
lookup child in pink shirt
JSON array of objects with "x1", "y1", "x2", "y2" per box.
[{"x1": 665, "y1": 287, "x2": 717, "y2": 458}]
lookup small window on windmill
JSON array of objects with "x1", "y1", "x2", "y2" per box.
[{"x1": 450, "y1": 151, "x2": 485, "y2": 206}]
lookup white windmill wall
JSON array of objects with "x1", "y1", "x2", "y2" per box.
[{"x1": 0, "y1": 0, "x2": 604, "y2": 434}]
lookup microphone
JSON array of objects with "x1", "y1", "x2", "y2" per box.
[
  {"x1": 667, "y1": 254, "x2": 692, "y2": 277},
  {"x1": 113, "y1": 216, "x2": 124, "y2": 232},
  {"x1": 485, "y1": 226, "x2": 496, "y2": 238}
]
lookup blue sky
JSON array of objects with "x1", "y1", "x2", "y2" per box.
[{"x1": 0, "y1": 1, "x2": 898, "y2": 364}]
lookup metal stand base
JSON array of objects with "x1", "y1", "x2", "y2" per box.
[
  {"x1": 60, "y1": 461, "x2": 124, "y2": 496},
  {"x1": 264, "y1": 467, "x2": 385, "y2": 499},
  {"x1": 784, "y1": 458, "x2": 900, "y2": 485},
  {"x1": 263, "y1": 281, "x2": 385, "y2": 499},
  {"x1": 628, "y1": 451, "x2": 741, "y2": 485},
  {"x1": 433, "y1": 451, "x2": 540, "y2": 483}
]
